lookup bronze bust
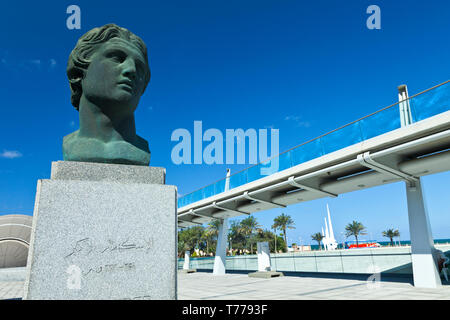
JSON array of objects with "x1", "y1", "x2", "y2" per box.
[{"x1": 63, "y1": 24, "x2": 151, "y2": 166}]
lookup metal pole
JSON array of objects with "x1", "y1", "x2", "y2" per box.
[
  {"x1": 273, "y1": 227, "x2": 277, "y2": 253},
  {"x1": 405, "y1": 180, "x2": 441, "y2": 288}
]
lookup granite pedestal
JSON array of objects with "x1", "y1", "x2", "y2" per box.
[
  {"x1": 23, "y1": 161, "x2": 177, "y2": 300},
  {"x1": 248, "y1": 242, "x2": 284, "y2": 278}
]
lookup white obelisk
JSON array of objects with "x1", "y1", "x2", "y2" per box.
[
  {"x1": 326, "y1": 203, "x2": 338, "y2": 250},
  {"x1": 321, "y1": 227, "x2": 326, "y2": 250},
  {"x1": 324, "y1": 217, "x2": 330, "y2": 250}
]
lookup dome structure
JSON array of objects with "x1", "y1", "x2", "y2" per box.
[{"x1": 0, "y1": 214, "x2": 33, "y2": 268}]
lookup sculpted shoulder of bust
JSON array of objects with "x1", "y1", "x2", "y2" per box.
[{"x1": 63, "y1": 23, "x2": 151, "y2": 166}]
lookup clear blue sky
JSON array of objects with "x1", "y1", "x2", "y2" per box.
[{"x1": 0, "y1": 0, "x2": 449, "y2": 245}]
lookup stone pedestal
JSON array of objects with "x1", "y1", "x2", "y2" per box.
[
  {"x1": 257, "y1": 242, "x2": 271, "y2": 272},
  {"x1": 23, "y1": 161, "x2": 177, "y2": 300},
  {"x1": 248, "y1": 242, "x2": 283, "y2": 278}
]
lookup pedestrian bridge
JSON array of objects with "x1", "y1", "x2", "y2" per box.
[
  {"x1": 177, "y1": 80, "x2": 450, "y2": 288},
  {"x1": 177, "y1": 80, "x2": 450, "y2": 227}
]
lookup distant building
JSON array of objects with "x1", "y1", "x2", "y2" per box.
[
  {"x1": 0, "y1": 214, "x2": 33, "y2": 268},
  {"x1": 291, "y1": 244, "x2": 311, "y2": 252}
]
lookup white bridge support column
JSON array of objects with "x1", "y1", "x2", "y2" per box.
[
  {"x1": 406, "y1": 179, "x2": 442, "y2": 288},
  {"x1": 213, "y1": 218, "x2": 228, "y2": 275},
  {"x1": 213, "y1": 169, "x2": 231, "y2": 275}
]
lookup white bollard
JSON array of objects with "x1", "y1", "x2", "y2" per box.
[{"x1": 183, "y1": 250, "x2": 190, "y2": 270}]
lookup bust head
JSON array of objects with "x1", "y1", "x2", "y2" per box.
[
  {"x1": 67, "y1": 23, "x2": 151, "y2": 113},
  {"x1": 63, "y1": 24, "x2": 151, "y2": 166}
]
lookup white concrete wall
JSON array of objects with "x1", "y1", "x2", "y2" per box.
[{"x1": 179, "y1": 245, "x2": 450, "y2": 275}]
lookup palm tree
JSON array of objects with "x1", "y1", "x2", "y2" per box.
[
  {"x1": 202, "y1": 220, "x2": 222, "y2": 255},
  {"x1": 345, "y1": 221, "x2": 367, "y2": 247},
  {"x1": 201, "y1": 228, "x2": 214, "y2": 255},
  {"x1": 272, "y1": 225, "x2": 278, "y2": 253},
  {"x1": 254, "y1": 229, "x2": 286, "y2": 253},
  {"x1": 178, "y1": 226, "x2": 205, "y2": 255},
  {"x1": 382, "y1": 228, "x2": 400, "y2": 246},
  {"x1": 208, "y1": 219, "x2": 221, "y2": 235},
  {"x1": 228, "y1": 220, "x2": 243, "y2": 253},
  {"x1": 272, "y1": 213, "x2": 295, "y2": 250},
  {"x1": 311, "y1": 232, "x2": 324, "y2": 250},
  {"x1": 239, "y1": 215, "x2": 262, "y2": 254}
]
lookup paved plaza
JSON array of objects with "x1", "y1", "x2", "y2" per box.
[
  {"x1": 0, "y1": 281, "x2": 23, "y2": 300},
  {"x1": 177, "y1": 272, "x2": 450, "y2": 300},
  {"x1": 1, "y1": 272, "x2": 450, "y2": 300}
]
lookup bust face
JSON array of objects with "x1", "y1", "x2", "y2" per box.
[{"x1": 81, "y1": 37, "x2": 148, "y2": 116}]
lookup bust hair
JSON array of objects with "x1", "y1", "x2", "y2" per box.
[{"x1": 67, "y1": 23, "x2": 151, "y2": 110}]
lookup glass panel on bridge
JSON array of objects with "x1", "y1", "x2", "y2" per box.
[
  {"x1": 320, "y1": 121, "x2": 363, "y2": 154},
  {"x1": 291, "y1": 138, "x2": 323, "y2": 166},
  {"x1": 360, "y1": 105, "x2": 400, "y2": 141},
  {"x1": 410, "y1": 82, "x2": 450, "y2": 122}
]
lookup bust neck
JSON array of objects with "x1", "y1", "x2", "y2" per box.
[
  {"x1": 62, "y1": 133, "x2": 150, "y2": 166},
  {"x1": 78, "y1": 95, "x2": 137, "y2": 144}
]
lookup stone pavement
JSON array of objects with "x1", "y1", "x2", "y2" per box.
[
  {"x1": 1, "y1": 272, "x2": 449, "y2": 300},
  {"x1": 177, "y1": 272, "x2": 450, "y2": 300},
  {"x1": 0, "y1": 281, "x2": 23, "y2": 300}
]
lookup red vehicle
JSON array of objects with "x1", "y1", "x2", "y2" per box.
[{"x1": 344, "y1": 240, "x2": 380, "y2": 249}]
